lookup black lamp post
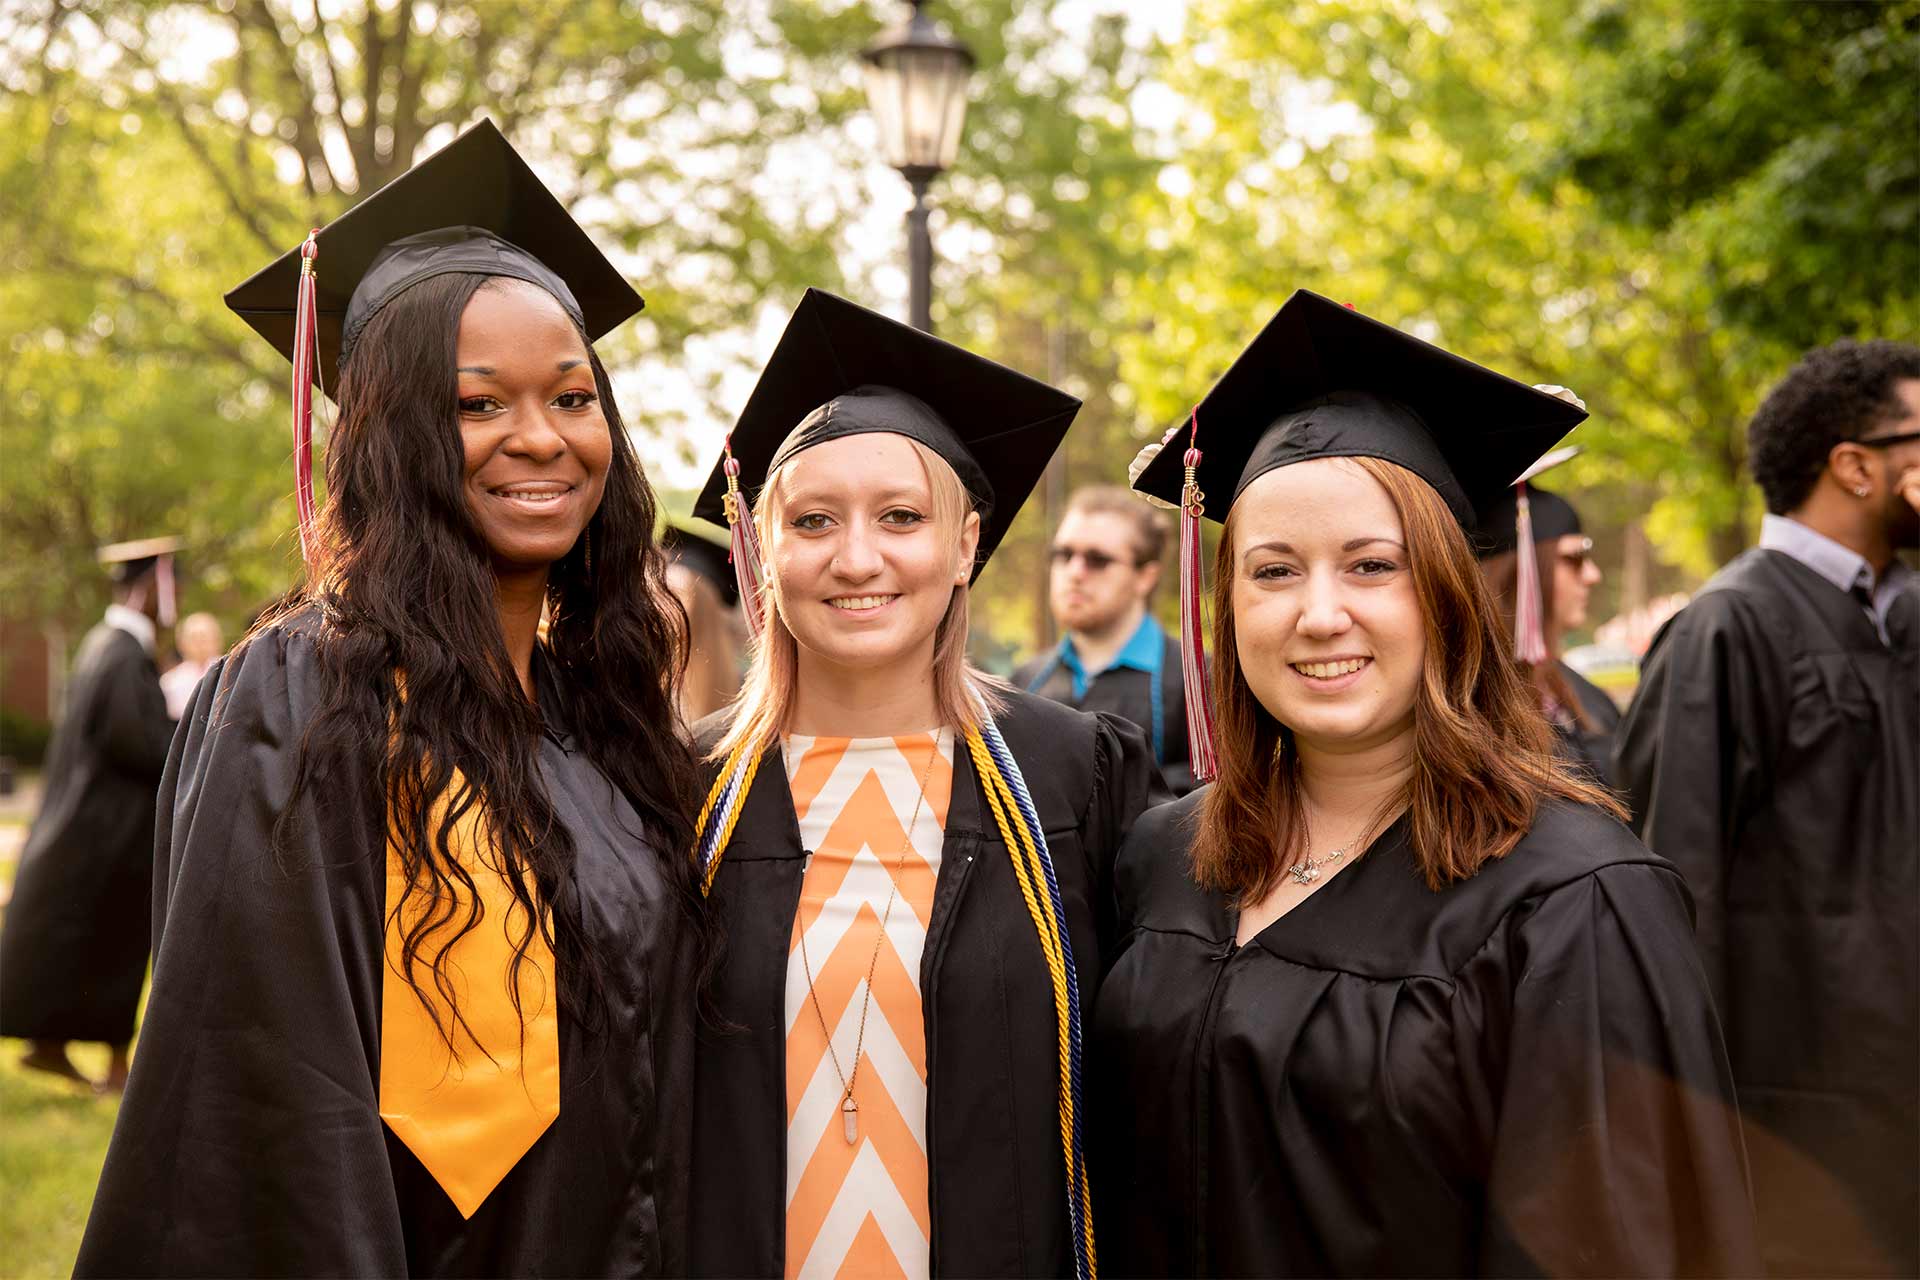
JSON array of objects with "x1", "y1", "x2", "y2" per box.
[{"x1": 862, "y1": 0, "x2": 976, "y2": 334}]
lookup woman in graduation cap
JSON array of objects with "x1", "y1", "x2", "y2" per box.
[
  {"x1": 78, "y1": 122, "x2": 704, "y2": 1277},
  {"x1": 1094, "y1": 292, "x2": 1757, "y2": 1277},
  {"x1": 684, "y1": 289, "x2": 1162, "y2": 1280},
  {"x1": 1472, "y1": 436, "x2": 1623, "y2": 790}
]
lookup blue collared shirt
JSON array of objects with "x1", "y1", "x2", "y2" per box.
[
  {"x1": 1758, "y1": 513, "x2": 1914, "y2": 644},
  {"x1": 1057, "y1": 612, "x2": 1165, "y2": 700}
]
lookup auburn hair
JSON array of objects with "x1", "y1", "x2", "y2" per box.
[{"x1": 1191, "y1": 456, "x2": 1623, "y2": 902}]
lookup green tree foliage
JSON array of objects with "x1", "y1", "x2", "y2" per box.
[
  {"x1": 3, "y1": 0, "x2": 1910, "y2": 662},
  {"x1": 1103, "y1": 0, "x2": 1914, "y2": 589},
  {"x1": 0, "y1": 0, "x2": 861, "y2": 635},
  {"x1": 1544, "y1": 0, "x2": 1920, "y2": 351}
]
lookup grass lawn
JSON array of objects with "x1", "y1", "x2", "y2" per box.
[
  {"x1": 0, "y1": 1047, "x2": 120, "y2": 1279},
  {"x1": 0, "y1": 778, "x2": 125, "y2": 1278}
]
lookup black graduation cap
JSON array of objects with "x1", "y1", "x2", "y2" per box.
[
  {"x1": 1132, "y1": 290, "x2": 1588, "y2": 527},
  {"x1": 661, "y1": 519, "x2": 739, "y2": 608},
  {"x1": 691, "y1": 289, "x2": 1081, "y2": 581},
  {"x1": 1473, "y1": 445, "x2": 1586, "y2": 559},
  {"x1": 97, "y1": 536, "x2": 182, "y2": 626},
  {"x1": 96, "y1": 536, "x2": 182, "y2": 583},
  {"x1": 1133, "y1": 292, "x2": 1589, "y2": 786},
  {"x1": 224, "y1": 118, "x2": 643, "y2": 387}
]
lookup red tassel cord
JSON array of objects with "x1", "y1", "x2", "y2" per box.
[
  {"x1": 1511, "y1": 483, "x2": 1550, "y2": 666},
  {"x1": 722, "y1": 438, "x2": 768, "y2": 643},
  {"x1": 290, "y1": 230, "x2": 321, "y2": 566},
  {"x1": 1179, "y1": 412, "x2": 1220, "y2": 783}
]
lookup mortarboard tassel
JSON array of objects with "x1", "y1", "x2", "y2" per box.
[
  {"x1": 290, "y1": 230, "x2": 321, "y2": 565},
  {"x1": 1511, "y1": 483, "x2": 1550, "y2": 666},
  {"x1": 721, "y1": 437, "x2": 768, "y2": 643},
  {"x1": 154, "y1": 552, "x2": 177, "y2": 628},
  {"x1": 1178, "y1": 411, "x2": 1220, "y2": 783}
]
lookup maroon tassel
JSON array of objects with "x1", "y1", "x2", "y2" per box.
[
  {"x1": 721, "y1": 436, "x2": 768, "y2": 643},
  {"x1": 1512, "y1": 483, "x2": 1549, "y2": 666},
  {"x1": 290, "y1": 230, "x2": 321, "y2": 565},
  {"x1": 154, "y1": 553, "x2": 177, "y2": 628},
  {"x1": 1178, "y1": 411, "x2": 1219, "y2": 783}
]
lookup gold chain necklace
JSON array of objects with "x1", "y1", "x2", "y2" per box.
[{"x1": 790, "y1": 728, "x2": 944, "y2": 1146}]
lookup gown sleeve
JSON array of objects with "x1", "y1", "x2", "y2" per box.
[
  {"x1": 1083, "y1": 711, "x2": 1165, "y2": 954},
  {"x1": 1612, "y1": 595, "x2": 1766, "y2": 1004},
  {"x1": 76, "y1": 627, "x2": 405, "y2": 1278},
  {"x1": 1460, "y1": 860, "x2": 1759, "y2": 1278}
]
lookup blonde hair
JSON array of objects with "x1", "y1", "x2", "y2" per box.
[{"x1": 710, "y1": 429, "x2": 1005, "y2": 763}]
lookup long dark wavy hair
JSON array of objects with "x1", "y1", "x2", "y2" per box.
[{"x1": 268, "y1": 272, "x2": 704, "y2": 1050}]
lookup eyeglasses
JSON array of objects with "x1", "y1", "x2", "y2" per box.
[
  {"x1": 1049, "y1": 545, "x2": 1134, "y2": 572},
  {"x1": 1856, "y1": 429, "x2": 1920, "y2": 449},
  {"x1": 1557, "y1": 537, "x2": 1595, "y2": 571}
]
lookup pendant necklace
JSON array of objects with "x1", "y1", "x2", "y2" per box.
[
  {"x1": 791, "y1": 728, "x2": 943, "y2": 1145},
  {"x1": 1290, "y1": 800, "x2": 1397, "y2": 887},
  {"x1": 1286, "y1": 841, "x2": 1347, "y2": 886}
]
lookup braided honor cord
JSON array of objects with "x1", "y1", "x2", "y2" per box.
[
  {"x1": 694, "y1": 736, "x2": 765, "y2": 895},
  {"x1": 964, "y1": 719, "x2": 1097, "y2": 1280}
]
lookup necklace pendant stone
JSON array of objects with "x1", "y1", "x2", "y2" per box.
[{"x1": 842, "y1": 1097, "x2": 858, "y2": 1145}]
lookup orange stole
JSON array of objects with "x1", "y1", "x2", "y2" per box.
[{"x1": 379, "y1": 772, "x2": 561, "y2": 1219}]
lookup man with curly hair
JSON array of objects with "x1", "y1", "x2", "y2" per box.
[{"x1": 1618, "y1": 338, "x2": 1919, "y2": 1278}]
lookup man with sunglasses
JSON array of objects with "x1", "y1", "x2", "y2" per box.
[
  {"x1": 1618, "y1": 338, "x2": 1920, "y2": 1279},
  {"x1": 1016, "y1": 485, "x2": 1194, "y2": 794}
]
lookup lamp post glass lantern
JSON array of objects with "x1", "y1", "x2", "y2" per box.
[{"x1": 863, "y1": 0, "x2": 975, "y2": 332}]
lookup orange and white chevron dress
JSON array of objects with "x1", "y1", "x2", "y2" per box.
[{"x1": 783, "y1": 731, "x2": 953, "y2": 1280}]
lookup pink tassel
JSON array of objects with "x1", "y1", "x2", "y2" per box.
[
  {"x1": 1179, "y1": 413, "x2": 1219, "y2": 783},
  {"x1": 1512, "y1": 484, "x2": 1549, "y2": 666},
  {"x1": 290, "y1": 230, "x2": 321, "y2": 566},
  {"x1": 722, "y1": 439, "x2": 768, "y2": 643},
  {"x1": 154, "y1": 553, "x2": 177, "y2": 628}
]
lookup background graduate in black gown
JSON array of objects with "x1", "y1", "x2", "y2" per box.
[
  {"x1": 0, "y1": 537, "x2": 179, "y2": 1093},
  {"x1": 1616, "y1": 337, "x2": 1920, "y2": 1278},
  {"x1": 1016, "y1": 485, "x2": 1196, "y2": 796},
  {"x1": 1101, "y1": 291, "x2": 1757, "y2": 1277},
  {"x1": 1473, "y1": 441, "x2": 1623, "y2": 790},
  {"x1": 76, "y1": 121, "x2": 705, "y2": 1277}
]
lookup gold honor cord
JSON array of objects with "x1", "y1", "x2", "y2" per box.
[{"x1": 963, "y1": 727, "x2": 1097, "y2": 1280}]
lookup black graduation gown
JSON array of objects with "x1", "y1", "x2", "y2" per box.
[
  {"x1": 0, "y1": 622, "x2": 173, "y2": 1045},
  {"x1": 688, "y1": 690, "x2": 1160, "y2": 1277},
  {"x1": 1615, "y1": 548, "x2": 1919, "y2": 1278},
  {"x1": 1016, "y1": 633, "x2": 1196, "y2": 797},
  {"x1": 1550, "y1": 659, "x2": 1620, "y2": 792},
  {"x1": 75, "y1": 619, "x2": 698, "y2": 1278},
  {"x1": 1092, "y1": 790, "x2": 1759, "y2": 1278}
]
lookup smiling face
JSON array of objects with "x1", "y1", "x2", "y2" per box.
[
  {"x1": 766, "y1": 431, "x2": 980, "y2": 679},
  {"x1": 1229, "y1": 457, "x2": 1425, "y2": 755},
  {"x1": 455, "y1": 278, "x2": 611, "y2": 579}
]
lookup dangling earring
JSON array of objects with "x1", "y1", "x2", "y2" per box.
[{"x1": 582, "y1": 528, "x2": 593, "y2": 575}]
